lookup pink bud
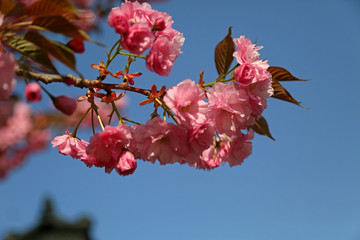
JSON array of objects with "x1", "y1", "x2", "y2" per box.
[
  {"x1": 152, "y1": 18, "x2": 166, "y2": 31},
  {"x1": 66, "y1": 38, "x2": 85, "y2": 53},
  {"x1": 53, "y1": 95, "x2": 77, "y2": 115},
  {"x1": 116, "y1": 151, "x2": 137, "y2": 176},
  {"x1": 25, "y1": 83, "x2": 42, "y2": 102}
]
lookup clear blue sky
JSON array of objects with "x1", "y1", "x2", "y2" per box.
[{"x1": 1, "y1": 0, "x2": 360, "y2": 239}]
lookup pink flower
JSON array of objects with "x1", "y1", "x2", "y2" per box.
[
  {"x1": 85, "y1": 125, "x2": 133, "y2": 173},
  {"x1": 0, "y1": 102, "x2": 32, "y2": 152},
  {"x1": 122, "y1": 23, "x2": 155, "y2": 55},
  {"x1": 107, "y1": 8, "x2": 130, "y2": 34},
  {"x1": 25, "y1": 83, "x2": 42, "y2": 102},
  {"x1": 51, "y1": 130, "x2": 89, "y2": 158},
  {"x1": 0, "y1": 52, "x2": 17, "y2": 100},
  {"x1": 184, "y1": 122, "x2": 215, "y2": 164},
  {"x1": 163, "y1": 79, "x2": 208, "y2": 126},
  {"x1": 146, "y1": 36, "x2": 179, "y2": 76},
  {"x1": 53, "y1": 95, "x2": 77, "y2": 115},
  {"x1": 130, "y1": 117, "x2": 188, "y2": 165},
  {"x1": 116, "y1": 151, "x2": 137, "y2": 176},
  {"x1": 233, "y1": 36, "x2": 262, "y2": 65},
  {"x1": 152, "y1": 18, "x2": 166, "y2": 31},
  {"x1": 207, "y1": 82, "x2": 253, "y2": 134},
  {"x1": 197, "y1": 136, "x2": 230, "y2": 170},
  {"x1": 225, "y1": 131, "x2": 253, "y2": 167}
]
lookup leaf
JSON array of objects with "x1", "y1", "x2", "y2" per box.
[
  {"x1": 32, "y1": 16, "x2": 90, "y2": 40},
  {"x1": 268, "y1": 66, "x2": 307, "y2": 82},
  {"x1": 214, "y1": 27, "x2": 235, "y2": 76},
  {"x1": 7, "y1": 36, "x2": 57, "y2": 72},
  {"x1": 26, "y1": 0, "x2": 77, "y2": 17},
  {"x1": 271, "y1": 80, "x2": 302, "y2": 106},
  {"x1": 250, "y1": 116, "x2": 275, "y2": 140},
  {"x1": 24, "y1": 31, "x2": 76, "y2": 70},
  {"x1": 0, "y1": 0, "x2": 24, "y2": 16}
]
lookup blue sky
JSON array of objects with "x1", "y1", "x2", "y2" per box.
[{"x1": 1, "y1": 0, "x2": 360, "y2": 239}]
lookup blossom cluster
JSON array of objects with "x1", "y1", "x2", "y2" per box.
[
  {"x1": 52, "y1": 35, "x2": 273, "y2": 176},
  {"x1": 0, "y1": 101, "x2": 50, "y2": 179},
  {"x1": 107, "y1": 0, "x2": 185, "y2": 76}
]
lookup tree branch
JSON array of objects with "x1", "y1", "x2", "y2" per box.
[{"x1": 16, "y1": 68, "x2": 152, "y2": 96}]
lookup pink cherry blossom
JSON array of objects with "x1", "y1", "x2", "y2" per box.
[
  {"x1": 51, "y1": 130, "x2": 89, "y2": 158},
  {"x1": 122, "y1": 23, "x2": 155, "y2": 55},
  {"x1": 233, "y1": 36, "x2": 263, "y2": 65},
  {"x1": 130, "y1": 117, "x2": 188, "y2": 165},
  {"x1": 145, "y1": 35, "x2": 182, "y2": 76},
  {"x1": 116, "y1": 151, "x2": 137, "y2": 176},
  {"x1": 163, "y1": 79, "x2": 208, "y2": 126},
  {"x1": 25, "y1": 83, "x2": 42, "y2": 102},
  {"x1": 107, "y1": 8, "x2": 130, "y2": 34},
  {"x1": 184, "y1": 122, "x2": 215, "y2": 164},
  {"x1": 225, "y1": 131, "x2": 254, "y2": 167},
  {"x1": 53, "y1": 95, "x2": 77, "y2": 116},
  {"x1": 197, "y1": 136, "x2": 231, "y2": 170},
  {"x1": 207, "y1": 82, "x2": 253, "y2": 134},
  {"x1": 152, "y1": 18, "x2": 166, "y2": 31},
  {"x1": 0, "y1": 102, "x2": 32, "y2": 152},
  {"x1": 85, "y1": 125, "x2": 133, "y2": 173},
  {"x1": 0, "y1": 51, "x2": 17, "y2": 100}
]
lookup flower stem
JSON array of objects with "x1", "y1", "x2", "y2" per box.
[
  {"x1": 105, "y1": 38, "x2": 122, "y2": 69},
  {"x1": 203, "y1": 63, "x2": 240, "y2": 88},
  {"x1": 118, "y1": 52, "x2": 146, "y2": 59},
  {"x1": 111, "y1": 101, "x2": 124, "y2": 125},
  {"x1": 122, "y1": 118, "x2": 141, "y2": 125},
  {"x1": 93, "y1": 108, "x2": 105, "y2": 131},
  {"x1": 72, "y1": 107, "x2": 92, "y2": 137},
  {"x1": 154, "y1": 98, "x2": 179, "y2": 125}
]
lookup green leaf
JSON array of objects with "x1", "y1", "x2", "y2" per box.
[
  {"x1": 214, "y1": 27, "x2": 235, "y2": 77},
  {"x1": 32, "y1": 16, "x2": 90, "y2": 40},
  {"x1": 7, "y1": 36, "x2": 57, "y2": 72},
  {"x1": 268, "y1": 66, "x2": 308, "y2": 82},
  {"x1": 24, "y1": 31, "x2": 76, "y2": 70},
  {"x1": 250, "y1": 116, "x2": 275, "y2": 140}
]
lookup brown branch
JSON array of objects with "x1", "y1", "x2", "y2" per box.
[{"x1": 16, "y1": 67, "x2": 152, "y2": 96}]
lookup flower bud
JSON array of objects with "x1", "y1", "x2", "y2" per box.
[
  {"x1": 152, "y1": 18, "x2": 166, "y2": 31},
  {"x1": 66, "y1": 38, "x2": 85, "y2": 53},
  {"x1": 116, "y1": 151, "x2": 137, "y2": 176},
  {"x1": 25, "y1": 83, "x2": 42, "y2": 102},
  {"x1": 53, "y1": 95, "x2": 77, "y2": 115}
]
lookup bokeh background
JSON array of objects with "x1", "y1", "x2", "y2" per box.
[{"x1": 1, "y1": 0, "x2": 360, "y2": 239}]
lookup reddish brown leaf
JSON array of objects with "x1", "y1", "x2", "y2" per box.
[
  {"x1": 32, "y1": 16, "x2": 90, "y2": 40},
  {"x1": 0, "y1": 0, "x2": 25, "y2": 16},
  {"x1": 250, "y1": 116, "x2": 275, "y2": 140},
  {"x1": 26, "y1": 0, "x2": 77, "y2": 16},
  {"x1": 214, "y1": 27, "x2": 234, "y2": 76},
  {"x1": 271, "y1": 80, "x2": 302, "y2": 106},
  {"x1": 268, "y1": 66, "x2": 307, "y2": 82},
  {"x1": 24, "y1": 31, "x2": 76, "y2": 70}
]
